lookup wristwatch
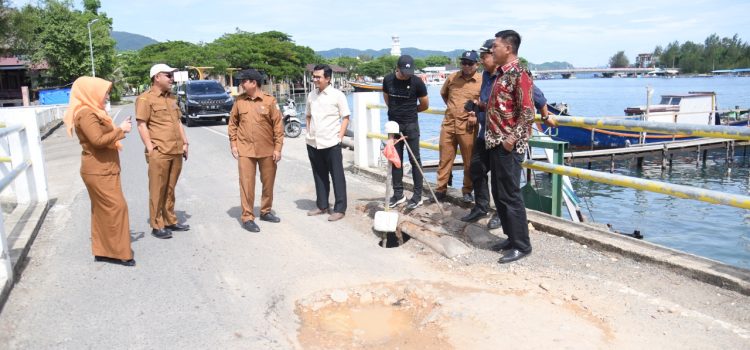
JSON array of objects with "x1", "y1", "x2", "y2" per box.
[{"x1": 540, "y1": 114, "x2": 549, "y2": 121}]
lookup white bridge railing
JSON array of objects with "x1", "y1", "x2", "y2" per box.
[{"x1": 0, "y1": 105, "x2": 60, "y2": 303}]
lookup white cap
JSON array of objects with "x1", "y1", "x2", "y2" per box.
[
  {"x1": 149, "y1": 64, "x2": 177, "y2": 78},
  {"x1": 385, "y1": 121, "x2": 400, "y2": 134}
]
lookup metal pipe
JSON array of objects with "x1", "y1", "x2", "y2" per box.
[
  {"x1": 523, "y1": 160, "x2": 750, "y2": 210},
  {"x1": 0, "y1": 124, "x2": 25, "y2": 138},
  {"x1": 366, "y1": 104, "x2": 750, "y2": 140},
  {"x1": 0, "y1": 160, "x2": 31, "y2": 193},
  {"x1": 551, "y1": 116, "x2": 750, "y2": 141}
]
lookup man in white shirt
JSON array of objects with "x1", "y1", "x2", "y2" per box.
[{"x1": 305, "y1": 64, "x2": 351, "y2": 221}]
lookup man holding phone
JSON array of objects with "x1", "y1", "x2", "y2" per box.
[
  {"x1": 434, "y1": 50, "x2": 482, "y2": 203},
  {"x1": 135, "y1": 63, "x2": 191, "y2": 239}
]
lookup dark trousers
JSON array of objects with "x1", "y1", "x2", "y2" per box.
[
  {"x1": 470, "y1": 138, "x2": 491, "y2": 213},
  {"x1": 392, "y1": 121, "x2": 423, "y2": 201},
  {"x1": 307, "y1": 144, "x2": 347, "y2": 213},
  {"x1": 488, "y1": 146, "x2": 531, "y2": 253}
]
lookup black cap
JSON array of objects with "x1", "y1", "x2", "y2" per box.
[
  {"x1": 397, "y1": 55, "x2": 415, "y2": 76},
  {"x1": 236, "y1": 69, "x2": 263, "y2": 82},
  {"x1": 479, "y1": 39, "x2": 494, "y2": 54},
  {"x1": 460, "y1": 50, "x2": 479, "y2": 63}
]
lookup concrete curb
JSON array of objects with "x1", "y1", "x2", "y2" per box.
[{"x1": 352, "y1": 165, "x2": 750, "y2": 296}]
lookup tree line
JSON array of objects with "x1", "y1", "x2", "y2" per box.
[{"x1": 608, "y1": 33, "x2": 750, "y2": 73}]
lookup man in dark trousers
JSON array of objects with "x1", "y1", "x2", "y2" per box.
[
  {"x1": 305, "y1": 64, "x2": 350, "y2": 222},
  {"x1": 382, "y1": 55, "x2": 429, "y2": 210},
  {"x1": 462, "y1": 40, "x2": 557, "y2": 230},
  {"x1": 483, "y1": 30, "x2": 535, "y2": 264}
]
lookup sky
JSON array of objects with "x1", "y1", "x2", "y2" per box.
[{"x1": 12, "y1": 0, "x2": 750, "y2": 67}]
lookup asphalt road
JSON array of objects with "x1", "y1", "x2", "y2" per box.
[
  {"x1": 0, "y1": 101, "x2": 748, "y2": 349},
  {"x1": 0, "y1": 102, "x2": 432, "y2": 348}
]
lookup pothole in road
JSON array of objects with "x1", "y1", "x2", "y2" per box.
[
  {"x1": 295, "y1": 282, "x2": 450, "y2": 349},
  {"x1": 296, "y1": 280, "x2": 614, "y2": 349}
]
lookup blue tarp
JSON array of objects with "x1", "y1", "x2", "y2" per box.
[{"x1": 39, "y1": 88, "x2": 71, "y2": 105}]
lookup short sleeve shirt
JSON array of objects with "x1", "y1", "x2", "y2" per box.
[
  {"x1": 382, "y1": 73, "x2": 428, "y2": 123},
  {"x1": 135, "y1": 87, "x2": 184, "y2": 154},
  {"x1": 305, "y1": 86, "x2": 351, "y2": 149}
]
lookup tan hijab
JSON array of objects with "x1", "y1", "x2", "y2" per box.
[{"x1": 63, "y1": 76, "x2": 121, "y2": 150}]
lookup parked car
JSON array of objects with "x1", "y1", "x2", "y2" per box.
[{"x1": 176, "y1": 80, "x2": 234, "y2": 126}]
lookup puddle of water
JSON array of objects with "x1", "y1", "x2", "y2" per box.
[
  {"x1": 318, "y1": 305, "x2": 414, "y2": 343},
  {"x1": 296, "y1": 284, "x2": 451, "y2": 349}
]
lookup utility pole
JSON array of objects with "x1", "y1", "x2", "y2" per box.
[{"x1": 87, "y1": 18, "x2": 100, "y2": 77}]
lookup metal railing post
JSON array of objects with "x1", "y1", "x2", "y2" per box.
[
  {"x1": 352, "y1": 92, "x2": 381, "y2": 168},
  {"x1": 551, "y1": 141, "x2": 565, "y2": 217},
  {"x1": 0, "y1": 212, "x2": 11, "y2": 291}
]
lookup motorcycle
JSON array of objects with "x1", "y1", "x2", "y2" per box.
[{"x1": 282, "y1": 99, "x2": 302, "y2": 138}]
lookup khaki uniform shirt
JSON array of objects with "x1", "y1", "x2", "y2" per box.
[
  {"x1": 75, "y1": 107, "x2": 125, "y2": 175},
  {"x1": 228, "y1": 92, "x2": 283, "y2": 157},
  {"x1": 135, "y1": 87, "x2": 184, "y2": 154},
  {"x1": 440, "y1": 71, "x2": 482, "y2": 134},
  {"x1": 305, "y1": 86, "x2": 351, "y2": 149}
]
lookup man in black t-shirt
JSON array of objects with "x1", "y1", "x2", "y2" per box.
[{"x1": 382, "y1": 55, "x2": 429, "y2": 209}]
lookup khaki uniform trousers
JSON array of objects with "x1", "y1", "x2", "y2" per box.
[
  {"x1": 82, "y1": 173, "x2": 132, "y2": 260},
  {"x1": 147, "y1": 151, "x2": 183, "y2": 229},
  {"x1": 436, "y1": 128, "x2": 475, "y2": 194},
  {"x1": 238, "y1": 156, "x2": 277, "y2": 222}
]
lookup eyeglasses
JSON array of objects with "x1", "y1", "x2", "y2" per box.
[
  {"x1": 460, "y1": 61, "x2": 476, "y2": 66},
  {"x1": 312, "y1": 76, "x2": 324, "y2": 80}
]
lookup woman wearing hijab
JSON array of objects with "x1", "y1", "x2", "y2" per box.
[{"x1": 63, "y1": 76, "x2": 135, "y2": 266}]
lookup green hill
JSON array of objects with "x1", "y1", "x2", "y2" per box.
[{"x1": 111, "y1": 31, "x2": 159, "y2": 51}]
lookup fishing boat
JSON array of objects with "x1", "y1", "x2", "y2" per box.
[
  {"x1": 541, "y1": 91, "x2": 749, "y2": 149},
  {"x1": 349, "y1": 81, "x2": 383, "y2": 92}
]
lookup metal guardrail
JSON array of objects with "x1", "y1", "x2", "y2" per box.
[
  {"x1": 552, "y1": 115, "x2": 750, "y2": 141},
  {"x1": 525, "y1": 160, "x2": 750, "y2": 210},
  {"x1": 0, "y1": 105, "x2": 54, "y2": 306},
  {"x1": 355, "y1": 94, "x2": 750, "y2": 214}
]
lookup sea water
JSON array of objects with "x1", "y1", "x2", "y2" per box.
[{"x1": 339, "y1": 76, "x2": 750, "y2": 269}]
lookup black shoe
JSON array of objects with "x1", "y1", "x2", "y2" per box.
[
  {"x1": 462, "y1": 192, "x2": 474, "y2": 203},
  {"x1": 433, "y1": 192, "x2": 447, "y2": 202},
  {"x1": 489, "y1": 239, "x2": 512, "y2": 252},
  {"x1": 151, "y1": 228, "x2": 173, "y2": 239},
  {"x1": 487, "y1": 214, "x2": 501, "y2": 229},
  {"x1": 243, "y1": 220, "x2": 260, "y2": 232},
  {"x1": 389, "y1": 195, "x2": 406, "y2": 208},
  {"x1": 460, "y1": 208, "x2": 487, "y2": 222},
  {"x1": 94, "y1": 256, "x2": 136, "y2": 266},
  {"x1": 165, "y1": 223, "x2": 190, "y2": 231},
  {"x1": 259, "y1": 213, "x2": 281, "y2": 223},
  {"x1": 498, "y1": 249, "x2": 531, "y2": 264},
  {"x1": 405, "y1": 198, "x2": 423, "y2": 210}
]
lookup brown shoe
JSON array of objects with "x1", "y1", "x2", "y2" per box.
[
  {"x1": 307, "y1": 207, "x2": 328, "y2": 216},
  {"x1": 328, "y1": 212, "x2": 345, "y2": 221}
]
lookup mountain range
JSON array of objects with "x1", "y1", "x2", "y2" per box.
[
  {"x1": 109, "y1": 32, "x2": 573, "y2": 69},
  {"x1": 316, "y1": 47, "x2": 467, "y2": 60},
  {"x1": 111, "y1": 31, "x2": 159, "y2": 51}
]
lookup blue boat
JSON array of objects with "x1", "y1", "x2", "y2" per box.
[{"x1": 540, "y1": 92, "x2": 749, "y2": 149}]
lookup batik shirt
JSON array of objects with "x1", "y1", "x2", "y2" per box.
[{"x1": 485, "y1": 59, "x2": 535, "y2": 153}]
